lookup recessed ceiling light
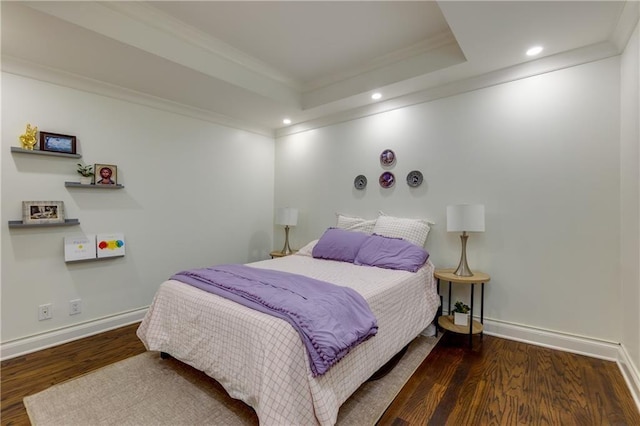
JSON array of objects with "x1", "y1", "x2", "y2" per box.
[
  {"x1": 371, "y1": 93, "x2": 382, "y2": 100},
  {"x1": 282, "y1": 118, "x2": 291, "y2": 125},
  {"x1": 526, "y1": 46, "x2": 543, "y2": 56}
]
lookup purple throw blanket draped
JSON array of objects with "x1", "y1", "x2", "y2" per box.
[{"x1": 171, "y1": 264, "x2": 378, "y2": 376}]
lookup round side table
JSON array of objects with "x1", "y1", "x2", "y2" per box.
[{"x1": 434, "y1": 269, "x2": 490, "y2": 348}]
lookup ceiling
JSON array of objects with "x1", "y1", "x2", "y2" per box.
[{"x1": 1, "y1": 1, "x2": 636, "y2": 137}]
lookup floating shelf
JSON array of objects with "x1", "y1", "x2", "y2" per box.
[
  {"x1": 66, "y1": 255, "x2": 124, "y2": 263},
  {"x1": 8, "y1": 219, "x2": 80, "y2": 228},
  {"x1": 11, "y1": 147, "x2": 81, "y2": 158},
  {"x1": 65, "y1": 182, "x2": 124, "y2": 189}
]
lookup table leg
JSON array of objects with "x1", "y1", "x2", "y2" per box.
[
  {"x1": 469, "y1": 283, "x2": 475, "y2": 349},
  {"x1": 481, "y1": 282, "x2": 485, "y2": 338},
  {"x1": 435, "y1": 278, "x2": 441, "y2": 337}
]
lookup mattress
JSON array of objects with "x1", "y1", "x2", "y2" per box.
[{"x1": 137, "y1": 253, "x2": 439, "y2": 425}]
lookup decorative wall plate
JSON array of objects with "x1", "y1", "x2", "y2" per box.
[
  {"x1": 406, "y1": 170, "x2": 423, "y2": 187},
  {"x1": 354, "y1": 174, "x2": 367, "y2": 190},
  {"x1": 380, "y1": 149, "x2": 396, "y2": 167},
  {"x1": 379, "y1": 171, "x2": 395, "y2": 188}
]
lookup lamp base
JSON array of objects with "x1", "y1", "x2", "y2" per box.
[
  {"x1": 280, "y1": 225, "x2": 293, "y2": 255},
  {"x1": 454, "y1": 232, "x2": 474, "y2": 277}
]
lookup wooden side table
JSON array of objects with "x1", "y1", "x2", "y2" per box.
[
  {"x1": 269, "y1": 250, "x2": 297, "y2": 259},
  {"x1": 434, "y1": 269, "x2": 490, "y2": 348}
]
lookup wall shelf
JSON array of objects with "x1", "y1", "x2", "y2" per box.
[
  {"x1": 65, "y1": 182, "x2": 124, "y2": 189},
  {"x1": 8, "y1": 219, "x2": 80, "y2": 228},
  {"x1": 11, "y1": 147, "x2": 81, "y2": 158},
  {"x1": 66, "y1": 255, "x2": 124, "y2": 263}
]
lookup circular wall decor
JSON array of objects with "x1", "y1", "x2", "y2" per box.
[
  {"x1": 354, "y1": 174, "x2": 367, "y2": 190},
  {"x1": 380, "y1": 149, "x2": 396, "y2": 167},
  {"x1": 379, "y1": 171, "x2": 395, "y2": 188},
  {"x1": 406, "y1": 170, "x2": 423, "y2": 187}
]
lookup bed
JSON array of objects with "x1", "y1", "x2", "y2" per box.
[{"x1": 137, "y1": 219, "x2": 440, "y2": 425}]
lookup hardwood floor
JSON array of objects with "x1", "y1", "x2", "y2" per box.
[
  {"x1": 2, "y1": 324, "x2": 639, "y2": 425},
  {"x1": 1, "y1": 323, "x2": 146, "y2": 426},
  {"x1": 378, "y1": 332, "x2": 640, "y2": 425}
]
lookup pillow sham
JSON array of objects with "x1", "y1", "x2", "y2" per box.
[
  {"x1": 295, "y1": 239, "x2": 318, "y2": 257},
  {"x1": 312, "y1": 228, "x2": 369, "y2": 263},
  {"x1": 372, "y1": 214, "x2": 431, "y2": 247},
  {"x1": 354, "y1": 234, "x2": 429, "y2": 272},
  {"x1": 335, "y1": 213, "x2": 376, "y2": 234}
]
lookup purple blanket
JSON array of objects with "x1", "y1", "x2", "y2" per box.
[{"x1": 171, "y1": 264, "x2": 378, "y2": 376}]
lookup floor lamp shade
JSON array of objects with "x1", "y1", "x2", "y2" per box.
[
  {"x1": 276, "y1": 208, "x2": 298, "y2": 255},
  {"x1": 446, "y1": 204, "x2": 485, "y2": 276}
]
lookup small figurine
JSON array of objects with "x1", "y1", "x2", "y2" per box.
[{"x1": 19, "y1": 124, "x2": 38, "y2": 150}]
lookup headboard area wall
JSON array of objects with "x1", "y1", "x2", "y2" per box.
[{"x1": 274, "y1": 56, "x2": 621, "y2": 348}]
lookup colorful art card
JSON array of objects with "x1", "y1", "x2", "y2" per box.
[
  {"x1": 64, "y1": 235, "x2": 96, "y2": 262},
  {"x1": 96, "y1": 233, "x2": 125, "y2": 258}
]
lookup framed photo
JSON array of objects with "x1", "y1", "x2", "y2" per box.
[
  {"x1": 39, "y1": 132, "x2": 77, "y2": 154},
  {"x1": 22, "y1": 201, "x2": 65, "y2": 225},
  {"x1": 94, "y1": 164, "x2": 117, "y2": 185}
]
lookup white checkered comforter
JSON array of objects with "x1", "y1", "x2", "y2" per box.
[{"x1": 137, "y1": 254, "x2": 439, "y2": 426}]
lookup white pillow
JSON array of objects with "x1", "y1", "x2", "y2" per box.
[
  {"x1": 335, "y1": 213, "x2": 376, "y2": 234},
  {"x1": 378, "y1": 211, "x2": 435, "y2": 226},
  {"x1": 372, "y1": 214, "x2": 431, "y2": 247},
  {"x1": 295, "y1": 239, "x2": 318, "y2": 257}
]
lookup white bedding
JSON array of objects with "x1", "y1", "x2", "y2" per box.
[{"x1": 137, "y1": 254, "x2": 439, "y2": 425}]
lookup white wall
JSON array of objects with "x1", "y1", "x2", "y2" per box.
[
  {"x1": 276, "y1": 57, "x2": 621, "y2": 343},
  {"x1": 620, "y1": 20, "x2": 640, "y2": 385},
  {"x1": 1, "y1": 73, "x2": 275, "y2": 344}
]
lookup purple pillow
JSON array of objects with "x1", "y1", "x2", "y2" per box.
[
  {"x1": 312, "y1": 228, "x2": 370, "y2": 263},
  {"x1": 354, "y1": 234, "x2": 429, "y2": 272}
]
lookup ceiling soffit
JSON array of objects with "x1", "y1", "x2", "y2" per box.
[
  {"x1": 3, "y1": 1, "x2": 636, "y2": 136},
  {"x1": 23, "y1": 1, "x2": 463, "y2": 112}
]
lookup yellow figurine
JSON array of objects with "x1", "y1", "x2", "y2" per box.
[{"x1": 19, "y1": 124, "x2": 38, "y2": 150}]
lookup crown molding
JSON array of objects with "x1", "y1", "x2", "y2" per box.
[
  {"x1": 611, "y1": 0, "x2": 640, "y2": 52},
  {"x1": 24, "y1": 1, "x2": 301, "y2": 108},
  {"x1": 1, "y1": 38, "x2": 620, "y2": 141},
  {"x1": 303, "y1": 30, "x2": 458, "y2": 93},
  {"x1": 276, "y1": 41, "x2": 619, "y2": 138},
  {"x1": 22, "y1": 1, "x2": 463, "y2": 117},
  {"x1": 2, "y1": 56, "x2": 275, "y2": 138},
  {"x1": 101, "y1": 1, "x2": 301, "y2": 91}
]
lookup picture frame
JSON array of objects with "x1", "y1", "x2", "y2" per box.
[
  {"x1": 94, "y1": 164, "x2": 117, "y2": 185},
  {"x1": 22, "y1": 201, "x2": 65, "y2": 225},
  {"x1": 39, "y1": 132, "x2": 77, "y2": 154}
]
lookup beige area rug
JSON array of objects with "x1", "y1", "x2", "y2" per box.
[{"x1": 24, "y1": 335, "x2": 440, "y2": 426}]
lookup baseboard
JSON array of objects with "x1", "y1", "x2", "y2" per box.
[
  {"x1": 3, "y1": 310, "x2": 639, "y2": 412},
  {"x1": 618, "y1": 343, "x2": 640, "y2": 411},
  {"x1": 483, "y1": 318, "x2": 620, "y2": 360},
  {"x1": 0, "y1": 307, "x2": 148, "y2": 361},
  {"x1": 483, "y1": 318, "x2": 640, "y2": 412}
]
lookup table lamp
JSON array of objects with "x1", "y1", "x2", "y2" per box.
[
  {"x1": 276, "y1": 207, "x2": 298, "y2": 255},
  {"x1": 446, "y1": 204, "x2": 485, "y2": 277}
]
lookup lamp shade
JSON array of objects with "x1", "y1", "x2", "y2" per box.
[
  {"x1": 276, "y1": 207, "x2": 298, "y2": 226},
  {"x1": 446, "y1": 204, "x2": 485, "y2": 232}
]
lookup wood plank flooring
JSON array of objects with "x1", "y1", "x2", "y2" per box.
[
  {"x1": 378, "y1": 332, "x2": 640, "y2": 425},
  {"x1": 1, "y1": 323, "x2": 146, "y2": 426},
  {"x1": 2, "y1": 324, "x2": 639, "y2": 425}
]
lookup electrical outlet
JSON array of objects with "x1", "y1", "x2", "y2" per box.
[
  {"x1": 38, "y1": 304, "x2": 52, "y2": 321},
  {"x1": 69, "y1": 299, "x2": 82, "y2": 316}
]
